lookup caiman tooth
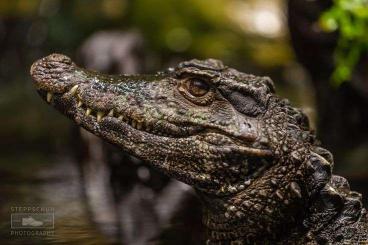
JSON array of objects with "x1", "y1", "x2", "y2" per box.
[
  {"x1": 77, "y1": 100, "x2": 83, "y2": 107},
  {"x1": 97, "y1": 111, "x2": 105, "y2": 122},
  {"x1": 69, "y1": 85, "x2": 78, "y2": 95},
  {"x1": 108, "y1": 109, "x2": 114, "y2": 117},
  {"x1": 47, "y1": 92, "x2": 53, "y2": 103},
  {"x1": 86, "y1": 108, "x2": 92, "y2": 116}
]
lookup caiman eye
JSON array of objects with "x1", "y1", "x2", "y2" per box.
[
  {"x1": 178, "y1": 78, "x2": 214, "y2": 105},
  {"x1": 184, "y1": 79, "x2": 210, "y2": 97}
]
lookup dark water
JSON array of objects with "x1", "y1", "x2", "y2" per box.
[
  {"x1": 0, "y1": 154, "x2": 109, "y2": 244},
  {"x1": 0, "y1": 151, "x2": 203, "y2": 245}
]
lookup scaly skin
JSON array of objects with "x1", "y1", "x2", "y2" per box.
[{"x1": 30, "y1": 54, "x2": 367, "y2": 244}]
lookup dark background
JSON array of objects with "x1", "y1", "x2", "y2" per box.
[{"x1": 0, "y1": 0, "x2": 367, "y2": 244}]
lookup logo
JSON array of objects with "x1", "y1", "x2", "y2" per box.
[{"x1": 10, "y1": 206, "x2": 55, "y2": 237}]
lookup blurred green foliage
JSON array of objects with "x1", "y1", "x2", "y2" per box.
[
  {"x1": 320, "y1": 0, "x2": 368, "y2": 86},
  {"x1": 0, "y1": 0, "x2": 297, "y2": 155},
  {"x1": 0, "y1": 0, "x2": 291, "y2": 67}
]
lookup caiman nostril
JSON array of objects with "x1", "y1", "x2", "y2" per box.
[{"x1": 40, "y1": 53, "x2": 73, "y2": 65}]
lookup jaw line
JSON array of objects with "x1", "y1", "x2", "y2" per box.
[{"x1": 38, "y1": 88, "x2": 274, "y2": 192}]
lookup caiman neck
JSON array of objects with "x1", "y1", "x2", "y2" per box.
[
  {"x1": 197, "y1": 164, "x2": 366, "y2": 244},
  {"x1": 196, "y1": 164, "x2": 309, "y2": 243}
]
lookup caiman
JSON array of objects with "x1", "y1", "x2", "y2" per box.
[{"x1": 30, "y1": 54, "x2": 368, "y2": 244}]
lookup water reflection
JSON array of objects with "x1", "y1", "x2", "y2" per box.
[
  {"x1": 0, "y1": 154, "x2": 107, "y2": 244},
  {"x1": 0, "y1": 140, "x2": 202, "y2": 244},
  {"x1": 77, "y1": 128, "x2": 198, "y2": 244}
]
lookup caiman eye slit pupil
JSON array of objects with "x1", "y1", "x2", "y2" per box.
[{"x1": 187, "y1": 79, "x2": 210, "y2": 97}]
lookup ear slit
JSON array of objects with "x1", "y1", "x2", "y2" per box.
[{"x1": 218, "y1": 88, "x2": 264, "y2": 117}]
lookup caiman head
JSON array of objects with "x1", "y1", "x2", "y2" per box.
[
  {"x1": 31, "y1": 54, "x2": 282, "y2": 193},
  {"x1": 31, "y1": 54, "x2": 360, "y2": 242}
]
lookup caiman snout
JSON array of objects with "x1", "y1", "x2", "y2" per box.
[{"x1": 30, "y1": 53, "x2": 75, "y2": 94}]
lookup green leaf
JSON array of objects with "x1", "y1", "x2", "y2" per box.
[{"x1": 319, "y1": 0, "x2": 368, "y2": 86}]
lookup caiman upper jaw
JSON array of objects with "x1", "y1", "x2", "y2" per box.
[{"x1": 30, "y1": 53, "x2": 201, "y2": 137}]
